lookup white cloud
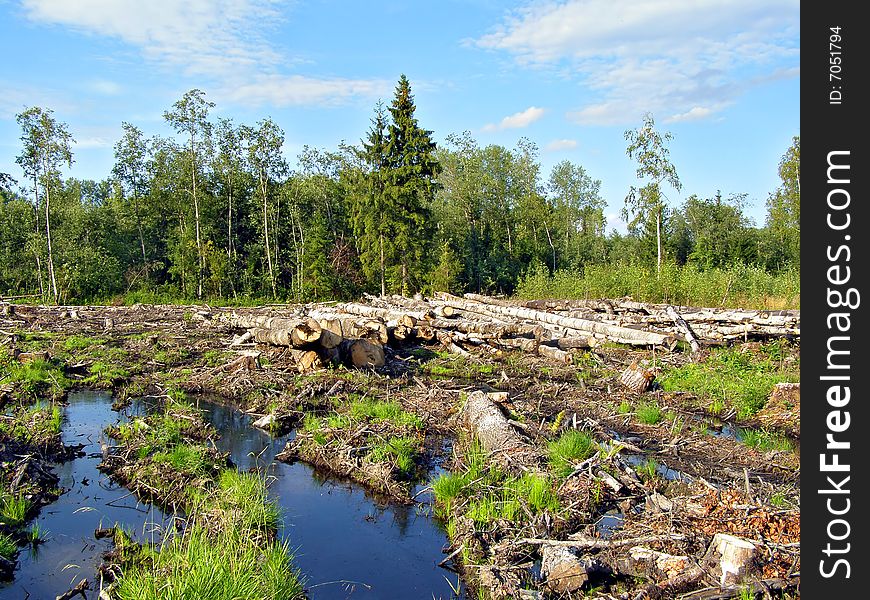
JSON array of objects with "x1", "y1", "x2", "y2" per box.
[
  {"x1": 605, "y1": 211, "x2": 627, "y2": 234},
  {"x1": 666, "y1": 106, "x2": 716, "y2": 123},
  {"x1": 21, "y1": 1, "x2": 384, "y2": 108},
  {"x1": 477, "y1": 0, "x2": 799, "y2": 125},
  {"x1": 23, "y1": 1, "x2": 282, "y2": 75},
  {"x1": 544, "y1": 138, "x2": 577, "y2": 151},
  {"x1": 481, "y1": 106, "x2": 545, "y2": 132},
  {"x1": 74, "y1": 136, "x2": 113, "y2": 149},
  {"x1": 222, "y1": 75, "x2": 391, "y2": 108}
]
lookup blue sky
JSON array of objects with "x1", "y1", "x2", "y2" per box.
[{"x1": 0, "y1": 0, "x2": 799, "y2": 232}]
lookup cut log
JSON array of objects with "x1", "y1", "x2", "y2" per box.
[
  {"x1": 339, "y1": 338, "x2": 385, "y2": 368},
  {"x1": 618, "y1": 546, "x2": 693, "y2": 581},
  {"x1": 229, "y1": 314, "x2": 322, "y2": 347},
  {"x1": 461, "y1": 390, "x2": 542, "y2": 475},
  {"x1": 334, "y1": 302, "x2": 421, "y2": 327},
  {"x1": 707, "y1": 533, "x2": 757, "y2": 586},
  {"x1": 436, "y1": 293, "x2": 675, "y2": 347},
  {"x1": 620, "y1": 362, "x2": 655, "y2": 393},
  {"x1": 288, "y1": 349, "x2": 323, "y2": 372},
  {"x1": 541, "y1": 544, "x2": 596, "y2": 594},
  {"x1": 666, "y1": 305, "x2": 700, "y2": 353}
]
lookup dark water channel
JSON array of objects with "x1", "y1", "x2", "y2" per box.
[
  {"x1": 0, "y1": 390, "x2": 170, "y2": 599},
  {"x1": 2, "y1": 392, "x2": 464, "y2": 599},
  {"x1": 197, "y1": 399, "x2": 464, "y2": 599}
]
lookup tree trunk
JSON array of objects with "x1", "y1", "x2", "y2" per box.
[
  {"x1": 379, "y1": 233, "x2": 386, "y2": 297},
  {"x1": 42, "y1": 169, "x2": 58, "y2": 304},
  {"x1": 438, "y1": 293, "x2": 675, "y2": 347},
  {"x1": 461, "y1": 390, "x2": 542, "y2": 476},
  {"x1": 656, "y1": 207, "x2": 662, "y2": 277},
  {"x1": 261, "y1": 174, "x2": 277, "y2": 299},
  {"x1": 191, "y1": 133, "x2": 203, "y2": 299}
]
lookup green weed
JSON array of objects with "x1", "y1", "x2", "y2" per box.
[
  {"x1": 548, "y1": 431, "x2": 596, "y2": 478},
  {"x1": 636, "y1": 402, "x2": 663, "y2": 425},
  {"x1": 740, "y1": 428, "x2": 794, "y2": 452},
  {"x1": 0, "y1": 533, "x2": 17, "y2": 560}
]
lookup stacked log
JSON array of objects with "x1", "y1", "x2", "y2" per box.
[
  {"x1": 220, "y1": 293, "x2": 798, "y2": 371},
  {"x1": 522, "y1": 297, "x2": 799, "y2": 343}
]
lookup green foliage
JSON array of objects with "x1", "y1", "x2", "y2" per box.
[
  {"x1": 0, "y1": 532, "x2": 17, "y2": 560},
  {"x1": 516, "y1": 261, "x2": 799, "y2": 309},
  {"x1": 3, "y1": 94, "x2": 797, "y2": 304},
  {"x1": 348, "y1": 399, "x2": 422, "y2": 429},
  {"x1": 547, "y1": 431, "x2": 596, "y2": 479},
  {"x1": 658, "y1": 342, "x2": 798, "y2": 418},
  {"x1": 0, "y1": 492, "x2": 31, "y2": 527},
  {"x1": 113, "y1": 526, "x2": 303, "y2": 600},
  {"x1": 636, "y1": 402, "x2": 663, "y2": 425},
  {"x1": 740, "y1": 428, "x2": 794, "y2": 452},
  {"x1": 63, "y1": 335, "x2": 106, "y2": 351},
  {"x1": 370, "y1": 436, "x2": 419, "y2": 476},
  {"x1": 153, "y1": 444, "x2": 211, "y2": 476}
]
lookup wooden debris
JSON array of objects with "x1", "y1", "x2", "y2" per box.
[
  {"x1": 620, "y1": 362, "x2": 655, "y2": 393},
  {"x1": 462, "y1": 390, "x2": 542, "y2": 475},
  {"x1": 541, "y1": 544, "x2": 596, "y2": 593}
]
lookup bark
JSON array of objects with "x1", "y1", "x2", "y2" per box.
[
  {"x1": 438, "y1": 293, "x2": 675, "y2": 347},
  {"x1": 461, "y1": 390, "x2": 542, "y2": 475},
  {"x1": 339, "y1": 338, "x2": 385, "y2": 368},
  {"x1": 620, "y1": 362, "x2": 655, "y2": 393}
]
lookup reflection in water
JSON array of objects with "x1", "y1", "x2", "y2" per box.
[
  {"x1": 2, "y1": 393, "x2": 463, "y2": 600},
  {"x1": 199, "y1": 400, "x2": 463, "y2": 600},
  {"x1": 0, "y1": 391, "x2": 170, "y2": 600}
]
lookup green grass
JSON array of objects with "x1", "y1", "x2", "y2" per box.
[
  {"x1": 636, "y1": 402, "x2": 663, "y2": 425},
  {"x1": 0, "y1": 493, "x2": 31, "y2": 527},
  {"x1": 515, "y1": 261, "x2": 800, "y2": 309},
  {"x1": 153, "y1": 444, "x2": 212, "y2": 476},
  {"x1": 113, "y1": 526, "x2": 304, "y2": 600},
  {"x1": 658, "y1": 342, "x2": 799, "y2": 418},
  {"x1": 0, "y1": 358, "x2": 70, "y2": 398},
  {"x1": 740, "y1": 428, "x2": 794, "y2": 452},
  {"x1": 63, "y1": 335, "x2": 106, "y2": 351},
  {"x1": 83, "y1": 360, "x2": 130, "y2": 386},
  {"x1": 617, "y1": 400, "x2": 632, "y2": 415},
  {"x1": 0, "y1": 401, "x2": 63, "y2": 446},
  {"x1": 214, "y1": 470, "x2": 281, "y2": 532},
  {"x1": 635, "y1": 458, "x2": 659, "y2": 482},
  {"x1": 548, "y1": 431, "x2": 596, "y2": 478},
  {"x1": 0, "y1": 532, "x2": 17, "y2": 560},
  {"x1": 370, "y1": 436, "x2": 419, "y2": 476},
  {"x1": 348, "y1": 399, "x2": 422, "y2": 429}
]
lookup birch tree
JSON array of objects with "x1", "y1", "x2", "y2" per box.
[
  {"x1": 623, "y1": 113, "x2": 681, "y2": 275},
  {"x1": 164, "y1": 89, "x2": 214, "y2": 298},
  {"x1": 16, "y1": 106, "x2": 75, "y2": 304}
]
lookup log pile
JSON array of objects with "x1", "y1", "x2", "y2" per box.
[
  {"x1": 522, "y1": 298, "x2": 799, "y2": 345},
  {"x1": 220, "y1": 293, "x2": 799, "y2": 370}
]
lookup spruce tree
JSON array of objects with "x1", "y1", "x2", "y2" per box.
[{"x1": 383, "y1": 75, "x2": 441, "y2": 295}]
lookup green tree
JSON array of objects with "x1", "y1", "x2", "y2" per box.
[
  {"x1": 547, "y1": 159, "x2": 605, "y2": 267},
  {"x1": 352, "y1": 101, "x2": 391, "y2": 295},
  {"x1": 164, "y1": 89, "x2": 214, "y2": 298},
  {"x1": 15, "y1": 106, "x2": 75, "y2": 303},
  {"x1": 112, "y1": 122, "x2": 150, "y2": 274},
  {"x1": 383, "y1": 75, "x2": 441, "y2": 294},
  {"x1": 763, "y1": 136, "x2": 800, "y2": 269},
  {"x1": 623, "y1": 113, "x2": 681, "y2": 275},
  {"x1": 244, "y1": 118, "x2": 287, "y2": 299}
]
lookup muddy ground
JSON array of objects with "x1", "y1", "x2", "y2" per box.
[{"x1": 0, "y1": 302, "x2": 800, "y2": 599}]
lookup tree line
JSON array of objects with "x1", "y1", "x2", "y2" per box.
[{"x1": 0, "y1": 75, "x2": 799, "y2": 304}]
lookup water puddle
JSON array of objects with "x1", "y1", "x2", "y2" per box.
[
  {"x1": 196, "y1": 399, "x2": 465, "y2": 599},
  {"x1": 594, "y1": 509, "x2": 625, "y2": 538},
  {"x1": 623, "y1": 454, "x2": 692, "y2": 483},
  {"x1": 3, "y1": 392, "x2": 464, "y2": 599},
  {"x1": 0, "y1": 390, "x2": 170, "y2": 599}
]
